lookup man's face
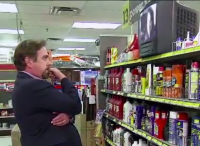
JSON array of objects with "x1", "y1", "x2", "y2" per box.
[{"x1": 25, "y1": 47, "x2": 52, "y2": 79}]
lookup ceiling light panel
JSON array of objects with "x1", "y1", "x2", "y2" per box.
[
  {"x1": 72, "y1": 22, "x2": 121, "y2": 29},
  {"x1": 58, "y1": 48, "x2": 85, "y2": 51},
  {"x1": 0, "y1": 42, "x2": 18, "y2": 47},
  {"x1": 0, "y1": 3, "x2": 18, "y2": 13},
  {"x1": 63, "y1": 38, "x2": 96, "y2": 42},
  {"x1": 0, "y1": 29, "x2": 24, "y2": 34}
]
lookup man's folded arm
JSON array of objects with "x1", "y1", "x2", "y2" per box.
[{"x1": 34, "y1": 80, "x2": 82, "y2": 115}]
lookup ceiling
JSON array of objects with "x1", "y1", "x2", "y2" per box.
[
  {"x1": 0, "y1": 1, "x2": 131, "y2": 56},
  {"x1": 0, "y1": 1, "x2": 200, "y2": 57}
]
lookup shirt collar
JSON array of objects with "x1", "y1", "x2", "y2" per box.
[{"x1": 21, "y1": 71, "x2": 43, "y2": 80}]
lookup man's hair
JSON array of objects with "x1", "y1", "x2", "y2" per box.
[{"x1": 13, "y1": 39, "x2": 46, "y2": 71}]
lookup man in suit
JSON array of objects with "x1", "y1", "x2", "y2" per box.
[{"x1": 12, "y1": 39, "x2": 82, "y2": 146}]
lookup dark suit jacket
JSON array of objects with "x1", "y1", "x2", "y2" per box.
[{"x1": 12, "y1": 72, "x2": 82, "y2": 146}]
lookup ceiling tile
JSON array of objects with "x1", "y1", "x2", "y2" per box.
[{"x1": 17, "y1": 4, "x2": 50, "y2": 14}]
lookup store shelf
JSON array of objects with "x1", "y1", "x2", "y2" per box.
[
  {"x1": 0, "y1": 80, "x2": 15, "y2": 83},
  {"x1": 0, "y1": 107, "x2": 13, "y2": 110},
  {"x1": 104, "y1": 136, "x2": 116, "y2": 146},
  {"x1": 0, "y1": 116, "x2": 14, "y2": 119},
  {"x1": 103, "y1": 112, "x2": 171, "y2": 146},
  {"x1": 101, "y1": 89, "x2": 200, "y2": 109},
  {"x1": 105, "y1": 45, "x2": 200, "y2": 68}
]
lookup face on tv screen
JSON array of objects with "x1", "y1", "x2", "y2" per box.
[{"x1": 139, "y1": 3, "x2": 157, "y2": 44}]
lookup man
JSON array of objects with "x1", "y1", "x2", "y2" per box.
[{"x1": 12, "y1": 39, "x2": 82, "y2": 146}]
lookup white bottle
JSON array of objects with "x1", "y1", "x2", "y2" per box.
[
  {"x1": 132, "y1": 141, "x2": 138, "y2": 146},
  {"x1": 123, "y1": 100, "x2": 132, "y2": 123},
  {"x1": 117, "y1": 127, "x2": 123, "y2": 145},
  {"x1": 138, "y1": 139, "x2": 144, "y2": 146},
  {"x1": 124, "y1": 131, "x2": 131, "y2": 146},
  {"x1": 113, "y1": 128, "x2": 118, "y2": 144},
  {"x1": 125, "y1": 68, "x2": 133, "y2": 92}
]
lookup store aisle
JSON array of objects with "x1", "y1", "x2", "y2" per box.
[{"x1": 0, "y1": 136, "x2": 12, "y2": 146}]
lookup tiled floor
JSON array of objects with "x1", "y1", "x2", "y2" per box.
[{"x1": 0, "y1": 136, "x2": 12, "y2": 146}]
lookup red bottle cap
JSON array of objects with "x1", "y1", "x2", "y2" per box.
[
  {"x1": 159, "y1": 67, "x2": 164, "y2": 71},
  {"x1": 177, "y1": 112, "x2": 188, "y2": 120},
  {"x1": 132, "y1": 69, "x2": 139, "y2": 75},
  {"x1": 192, "y1": 62, "x2": 199, "y2": 68}
]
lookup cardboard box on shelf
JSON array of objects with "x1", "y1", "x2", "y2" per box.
[{"x1": 11, "y1": 124, "x2": 21, "y2": 146}]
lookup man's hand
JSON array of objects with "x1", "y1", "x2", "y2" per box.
[
  {"x1": 51, "y1": 113, "x2": 70, "y2": 126},
  {"x1": 49, "y1": 68, "x2": 66, "y2": 81}
]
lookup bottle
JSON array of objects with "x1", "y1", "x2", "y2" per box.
[
  {"x1": 176, "y1": 37, "x2": 182, "y2": 51},
  {"x1": 132, "y1": 141, "x2": 138, "y2": 146},
  {"x1": 189, "y1": 62, "x2": 199, "y2": 100},
  {"x1": 117, "y1": 96, "x2": 124, "y2": 120},
  {"x1": 172, "y1": 65, "x2": 184, "y2": 98},
  {"x1": 119, "y1": 127, "x2": 125, "y2": 146},
  {"x1": 104, "y1": 70, "x2": 109, "y2": 89},
  {"x1": 165, "y1": 67, "x2": 172, "y2": 97},
  {"x1": 112, "y1": 95, "x2": 117, "y2": 117},
  {"x1": 113, "y1": 68, "x2": 119, "y2": 91},
  {"x1": 106, "y1": 94, "x2": 111, "y2": 113},
  {"x1": 110, "y1": 69, "x2": 115, "y2": 90},
  {"x1": 116, "y1": 67, "x2": 124, "y2": 91},
  {"x1": 106, "y1": 47, "x2": 111, "y2": 65},
  {"x1": 125, "y1": 68, "x2": 133, "y2": 92},
  {"x1": 135, "y1": 106, "x2": 143, "y2": 129},
  {"x1": 123, "y1": 99, "x2": 132, "y2": 123},
  {"x1": 109, "y1": 95, "x2": 114, "y2": 115},
  {"x1": 124, "y1": 131, "x2": 131, "y2": 146},
  {"x1": 130, "y1": 101, "x2": 139, "y2": 126},
  {"x1": 176, "y1": 112, "x2": 188, "y2": 146},
  {"x1": 169, "y1": 111, "x2": 178, "y2": 145},
  {"x1": 108, "y1": 69, "x2": 112, "y2": 90},
  {"x1": 156, "y1": 67, "x2": 164, "y2": 96},
  {"x1": 113, "y1": 127, "x2": 118, "y2": 144},
  {"x1": 154, "y1": 111, "x2": 161, "y2": 139},
  {"x1": 132, "y1": 69, "x2": 139, "y2": 92}
]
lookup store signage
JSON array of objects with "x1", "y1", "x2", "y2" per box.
[
  {"x1": 129, "y1": 0, "x2": 151, "y2": 24},
  {"x1": 122, "y1": 1, "x2": 130, "y2": 29}
]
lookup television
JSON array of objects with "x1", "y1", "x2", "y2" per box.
[{"x1": 139, "y1": 1, "x2": 199, "y2": 57}]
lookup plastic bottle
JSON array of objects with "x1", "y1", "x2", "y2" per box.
[
  {"x1": 124, "y1": 131, "x2": 131, "y2": 146},
  {"x1": 156, "y1": 67, "x2": 164, "y2": 96},
  {"x1": 150, "y1": 106, "x2": 156, "y2": 135},
  {"x1": 132, "y1": 141, "x2": 138, "y2": 146},
  {"x1": 154, "y1": 111, "x2": 161, "y2": 138},
  {"x1": 105, "y1": 94, "x2": 111, "y2": 113},
  {"x1": 130, "y1": 101, "x2": 139, "y2": 126},
  {"x1": 123, "y1": 100, "x2": 132, "y2": 123},
  {"x1": 128, "y1": 34, "x2": 140, "y2": 61},
  {"x1": 176, "y1": 112, "x2": 188, "y2": 146},
  {"x1": 104, "y1": 70, "x2": 109, "y2": 89},
  {"x1": 119, "y1": 128, "x2": 125, "y2": 146},
  {"x1": 116, "y1": 67, "x2": 124, "y2": 91},
  {"x1": 113, "y1": 68, "x2": 118, "y2": 91},
  {"x1": 108, "y1": 69, "x2": 112, "y2": 90},
  {"x1": 189, "y1": 62, "x2": 199, "y2": 100},
  {"x1": 132, "y1": 69, "x2": 139, "y2": 92},
  {"x1": 135, "y1": 106, "x2": 143, "y2": 129},
  {"x1": 138, "y1": 139, "x2": 144, "y2": 146},
  {"x1": 112, "y1": 95, "x2": 117, "y2": 117},
  {"x1": 125, "y1": 68, "x2": 133, "y2": 92},
  {"x1": 113, "y1": 127, "x2": 118, "y2": 144},
  {"x1": 116, "y1": 127, "x2": 122, "y2": 145},
  {"x1": 109, "y1": 95, "x2": 114, "y2": 115},
  {"x1": 110, "y1": 68, "x2": 116, "y2": 90},
  {"x1": 117, "y1": 97, "x2": 124, "y2": 120},
  {"x1": 169, "y1": 111, "x2": 178, "y2": 145}
]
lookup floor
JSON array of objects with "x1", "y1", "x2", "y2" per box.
[{"x1": 0, "y1": 136, "x2": 12, "y2": 146}]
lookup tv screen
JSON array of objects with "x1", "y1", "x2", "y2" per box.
[{"x1": 139, "y1": 3, "x2": 157, "y2": 44}]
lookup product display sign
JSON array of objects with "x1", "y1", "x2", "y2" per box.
[
  {"x1": 122, "y1": 1, "x2": 130, "y2": 29},
  {"x1": 129, "y1": 0, "x2": 151, "y2": 24}
]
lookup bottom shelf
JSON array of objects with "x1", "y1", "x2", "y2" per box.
[
  {"x1": 103, "y1": 112, "x2": 171, "y2": 146},
  {"x1": 104, "y1": 136, "x2": 116, "y2": 146}
]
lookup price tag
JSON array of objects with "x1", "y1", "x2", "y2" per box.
[
  {"x1": 145, "y1": 97, "x2": 150, "y2": 100},
  {"x1": 142, "y1": 133, "x2": 146, "y2": 137},
  {"x1": 113, "y1": 119, "x2": 116, "y2": 122},
  {"x1": 138, "y1": 95, "x2": 145, "y2": 99},
  {"x1": 113, "y1": 91, "x2": 116, "y2": 94},
  {"x1": 162, "y1": 144, "x2": 168, "y2": 146},
  {"x1": 122, "y1": 1, "x2": 130, "y2": 29}
]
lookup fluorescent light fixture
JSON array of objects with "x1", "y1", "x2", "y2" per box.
[
  {"x1": 0, "y1": 3, "x2": 18, "y2": 13},
  {"x1": 72, "y1": 22, "x2": 121, "y2": 29},
  {"x1": 0, "y1": 42, "x2": 18, "y2": 47},
  {"x1": 63, "y1": 38, "x2": 96, "y2": 43},
  {"x1": 0, "y1": 29, "x2": 24, "y2": 34},
  {"x1": 58, "y1": 48, "x2": 85, "y2": 51},
  {"x1": 52, "y1": 54, "x2": 70, "y2": 57}
]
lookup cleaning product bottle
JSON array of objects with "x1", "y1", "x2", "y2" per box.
[
  {"x1": 160, "y1": 111, "x2": 167, "y2": 139},
  {"x1": 189, "y1": 62, "x2": 199, "y2": 100},
  {"x1": 130, "y1": 101, "x2": 139, "y2": 126},
  {"x1": 135, "y1": 106, "x2": 143, "y2": 129},
  {"x1": 132, "y1": 141, "x2": 138, "y2": 146},
  {"x1": 112, "y1": 95, "x2": 117, "y2": 117},
  {"x1": 176, "y1": 37, "x2": 182, "y2": 51},
  {"x1": 176, "y1": 112, "x2": 188, "y2": 146},
  {"x1": 185, "y1": 60, "x2": 192, "y2": 99},
  {"x1": 110, "y1": 68, "x2": 116, "y2": 90},
  {"x1": 116, "y1": 67, "x2": 124, "y2": 91},
  {"x1": 108, "y1": 69, "x2": 112, "y2": 90},
  {"x1": 169, "y1": 111, "x2": 178, "y2": 145},
  {"x1": 113, "y1": 68, "x2": 118, "y2": 91},
  {"x1": 165, "y1": 67, "x2": 172, "y2": 97},
  {"x1": 111, "y1": 47, "x2": 118, "y2": 64},
  {"x1": 123, "y1": 99, "x2": 132, "y2": 123},
  {"x1": 119, "y1": 128, "x2": 126, "y2": 146},
  {"x1": 154, "y1": 111, "x2": 161, "y2": 139},
  {"x1": 156, "y1": 67, "x2": 164, "y2": 96},
  {"x1": 116, "y1": 127, "x2": 122, "y2": 145},
  {"x1": 125, "y1": 68, "x2": 133, "y2": 92},
  {"x1": 113, "y1": 127, "x2": 118, "y2": 144},
  {"x1": 124, "y1": 131, "x2": 131, "y2": 146},
  {"x1": 104, "y1": 70, "x2": 109, "y2": 89},
  {"x1": 105, "y1": 94, "x2": 111, "y2": 113},
  {"x1": 150, "y1": 106, "x2": 156, "y2": 136},
  {"x1": 106, "y1": 47, "x2": 111, "y2": 65},
  {"x1": 118, "y1": 97, "x2": 124, "y2": 120},
  {"x1": 132, "y1": 68, "x2": 139, "y2": 92},
  {"x1": 109, "y1": 95, "x2": 114, "y2": 115},
  {"x1": 172, "y1": 65, "x2": 184, "y2": 98}
]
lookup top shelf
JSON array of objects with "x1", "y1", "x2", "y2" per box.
[{"x1": 105, "y1": 46, "x2": 200, "y2": 68}]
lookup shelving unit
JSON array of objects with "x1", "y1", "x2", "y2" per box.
[{"x1": 96, "y1": 34, "x2": 200, "y2": 146}]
